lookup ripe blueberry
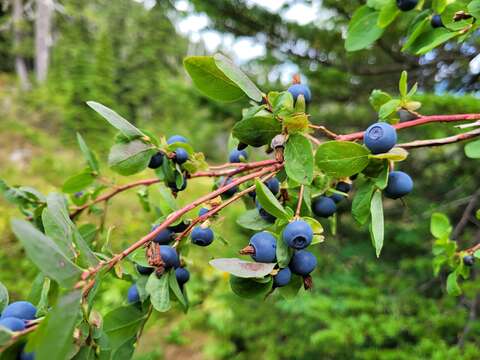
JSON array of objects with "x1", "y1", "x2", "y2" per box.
[
  {"x1": 289, "y1": 250, "x2": 317, "y2": 276},
  {"x1": 127, "y1": 284, "x2": 140, "y2": 303},
  {"x1": 136, "y1": 264, "x2": 154, "y2": 275},
  {"x1": 249, "y1": 232, "x2": 277, "y2": 263},
  {"x1": 191, "y1": 226, "x2": 214, "y2": 246},
  {"x1": 198, "y1": 207, "x2": 209, "y2": 216},
  {"x1": 175, "y1": 267, "x2": 190, "y2": 285},
  {"x1": 0, "y1": 317, "x2": 26, "y2": 331},
  {"x1": 256, "y1": 199, "x2": 276, "y2": 223},
  {"x1": 219, "y1": 177, "x2": 238, "y2": 198},
  {"x1": 167, "y1": 176, "x2": 187, "y2": 192},
  {"x1": 148, "y1": 151, "x2": 164, "y2": 169},
  {"x1": 431, "y1": 14, "x2": 443, "y2": 28},
  {"x1": 364, "y1": 122, "x2": 397, "y2": 154},
  {"x1": 20, "y1": 351, "x2": 35, "y2": 360},
  {"x1": 159, "y1": 245, "x2": 180, "y2": 268},
  {"x1": 287, "y1": 84, "x2": 312, "y2": 103},
  {"x1": 330, "y1": 193, "x2": 344, "y2": 204},
  {"x1": 229, "y1": 149, "x2": 248, "y2": 163},
  {"x1": 152, "y1": 225, "x2": 173, "y2": 244},
  {"x1": 266, "y1": 178, "x2": 280, "y2": 195},
  {"x1": 336, "y1": 182, "x2": 352, "y2": 193},
  {"x1": 273, "y1": 267, "x2": 292, "y2": 288},
  {"x1": 312, "y1": 196, "x2": 336, "y2": 218},
  {"x1": 167, "y1": 135, "x2": 188, "y2": 144},
  {"x1": 174, "y1": 148, "x2": 189, "y2": 164},
  {"x1": 282, "y1": 220, "x2": 313, "y2": 250},
  {"x1": 385, "y1": 171, "x2": 413, "y2": 199},
  {"x1": 463, "y1": 255, "x2": 475, "y2": 267},
  {"x1": 169, "y1": 220, "x2": 190, "y2": 233},
  {"x1": 396, "y1": 0, "x2": 417, "y2": 11},
  {"x1": 237, "y1": 142, "x2": 248, "y2": 151},
  {"x1": 1, "y1": 301, "x2": 36, "y2": 320}
]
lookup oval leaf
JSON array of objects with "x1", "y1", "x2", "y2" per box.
[
  {"x1": 62, "y1": 172, "x2": 95, "y2": 194},
  {"x1": 465, "y1": 139, "x2": 480, "y2": 159},
  {"x1": 209, "y1": 258, "x2": 276, "y2": 278},
  {"x1": 284, "y1": 134, "x2": 314, "y2": 185},
  {"x1": 236, "y1": 209, "x2": 272, "y2": 231},
  {"x1": 345, "y1": 6, "x2": 384, "y2": 51},
  {"x1": 369, "y1": 190, "x2": 384, "y2": 257},
  {"x1": 229, "y1": 276, "x2": 273, "y2": 299},
  {"x1": 430, "y1": 212, "x2": 452, "y2": 238},
  {"x1": 352, "y1": 180, "x2": 375, "y2": 225},
  {"x1": 255, "y1": 179, "x2": 290, "y2": 220},
  {"x1": 0, "y1": 282, "x2": 8, "y2": 313},
  {"x1": 77, "y1": 133, "x2": 100, "y2": 173},
  {"x1": 369, "y1": 147, "x2": 408, "y2": 161},
  {"x1": 146, "y1": 272, "x2": 170, "y2": 312},
  {"x1": 232, "y1": 114, "x2": 282, "y2": 147},
  {"x1": 214, "y1": 53, "x2": 263, "y2": 102},
  {"x1": 108, "y1": 140, "x2": 156, "y2": 176},
  {"x1": 315, "y1": 141, "x2": 370, "y2": 178}
]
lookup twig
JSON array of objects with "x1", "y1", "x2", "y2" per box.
[
  {"x1": 397, "y1": 129, "x2": 480, "y2": 149},
  {"x1": 309, "y1": 124, "x2": 338, "y2": 139},
  {"x1": 457, "y1": 292, "x2": 479, "y2": 348},
  {"x1": 75, "y1": 162, "x2": 284, "y2": 290},
  {"x1": 295, "y1": 185, "x2": 304, "y2": 218},
  {"x1": 452, "y1": 189, "x2": 480, "y2": 240},
  {"x1": 304, "y1": 133, "x2": 321, "y2": 146},
  {"x1": 336, "y1": 114, "x2": 480, "y2": 141}
]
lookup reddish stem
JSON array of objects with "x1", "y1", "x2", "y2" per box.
[{"x1": 336, "y1": 114, "x2": 480, "y2": 141}]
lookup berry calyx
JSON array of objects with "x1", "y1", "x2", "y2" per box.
[
  {"x1": 312, "y1": 196, "x2": 336, "y2": 218},
  {"x1": 384, "y1": 171, "x2": 413, "y2": 199},
  {"x1": 191, "y1": 226, "x2": 214, "y2": 246},
  {"x1": 364, "y1": 122, "x2": 397, "y2": 154},
  {"x1": 282, "y1": 220, "x2": 313, "y2": 250}
]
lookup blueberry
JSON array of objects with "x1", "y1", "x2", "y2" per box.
[
  {"x1": 249, "y1": 232, "x2": 277, "y2": 263},
  {"x1": 282, "y1": 220, "x2": 313, "y2": 250},
  {"x1": 167, "y1": 176, "x2": 187, "y2": 192},
  {"x1": 151, "y1": 226, "x2": 173, "y2": 244},
  {"x1": 191, "y1": 226, "x2": 214, "y2": 246},
  {"x1": 20, "y1": 351, "x2": 35, "y2": 360},
  {"x1": 336, "y1": 182, "x2": 351, "y2": 194},
  {"x1": 167, "y1": 135, "x2": 188, "y2": 144},
  {"x1": 312, "y1": 196, "x2": 336, "y2": 218},
  {"x1": 384, "y1": 171, "x2": 413, "y2": 199},
  {"x1": 289, "y1": 250, "x2": 317, "y2": 276},
  {"x1": 229, "y1": 149, "x2": 248, "y2": 163},
  {"x1": 127, "y1": 284, "x2": 140, "y2": 303},
  {"x1": 148, "y1": 151, "x2": 164, "y2": 169},
  {"x1": 198, "y1": 207, "x2": 209, "y2": 217},
  {"x1": 248, "y1": 190, "x2": 256, "y2": 199},
  {"x1": 74, "y1": 191, "x2": 84, "y2": 198},
  {"x1": 168, "y1": 220, "x2": 190, "y2": 233},
  {"x1": 273, "y1": 268, "x2": 292, "y2": 288},
  {"x1": 287, "y1": 84, "x2": 312, "y2": 103},
  {"x1": 431, "y1": 14, "x2": 443, "y2": 28},
  {"x1": 0, "y1": 317, "x2": 26, "y2": 331},
  {"x1": 265, "y1": 178, "x2": 280, "y2": 195},
  {"x1": 330, "y1": 193, "x2": 344, "y2": 204},
  {"x1": 136, "y1": 264, "x2": 154, "y2": 275},
  {"x1": 237, "y1": 142, "x2": 248, "y2": 151},
  {"x1": 174, "y1": 148, "x2": 189, "y2": 164},
  {"x1": 396, "y1": 0, "x2": 417, "y2": 11},
  {"x1": 175, "y1": 267, "x2": 190, "y2": 285},
  {"x1": 219, "y1": 177, "x2": 238, "y2": 198},
  {"x1": 364, "y1": 122, "x2": 397, "y2": 154},
  {"x1": 159, "y1": 245, "x2": 180, "y2": 268},
  {"x1": 255, "y1": 199, "x2": 276, "y2": 223},
  {"x1": 463, "y1": 255, "x2": 475, "y2": 267},
  {"x1": 1, "y1": 301, "x2": 36, "y2": 320}
]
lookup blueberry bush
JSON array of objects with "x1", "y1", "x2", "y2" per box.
[{"x1": 1, "y1": 1, "x2": 480, "y2": 359}]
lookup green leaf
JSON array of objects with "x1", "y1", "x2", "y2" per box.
[
  {"x1": 369, "y1": 147, "x2": 408, "y2": 161},
  {"x1": 183, "y1": 56, "x2": 245, "y2": 102},
  {"x1": 34, "y1": 277, "x2": 51, "y2": 317},
  {"x1": 0, "y1": 327, "x2": 12, "y2": 346},
  {"x1": 465, "y1": 139, "x2": 480, "y2": 158},
  {"x1": 409, "y1": 27, "x2": 458, "y2": 55},
  {"x1": 442, "y1": 1, "x2": 473, "y2": 31},
  {"x1": 284, "y1": 134, "x2": 314, "y2": 185},
  {"x1": 87, "y1": 101, "x2": 145, "y2": 139},
  {"x1": 103, "y1": 305, "x2": 148, "y2": 350},
  {"x1": 399, "y1": 71, "x2": 408, "y2": 98},
  {"x1": 446, "y1": 272, "x2": 462, "y2": 296},
  {"x1": 276, "y1": 234, "x2": 291, "y2": 268},
  {"x1": 255, "y1": 180, "x2": 289, "y2": 220},
  {"x1": 28, "y1": 290, "x2": 81, "y2": 360},
  {"x1": 236, "y1": 209, "x2": 272, "y2": 231},
  {"x1": 378, "y1": 1, "x2": 400, "y2": 28},
  {"x1": 11, "y1": 219, "x2": 82, "y2": 287},
  {"x1": 370, "y1": 190, "x2": 384, "y2": 257},
  {"x1": 62, "y1": 172, "x2": 95, "y2": 194},
  {"x1": 232, "y1": 114, "x2": 282, "y2": 147},
  {"x1": 372, "y1": 161, "x2": 389, "y2": 190},
  {"x1": 77, "y1": 133, "x2": 99, "y2": 173},
  {"x1": 303, "y1": 217, "x2": 325, "y2": 244},
  {"x1": 433, "y1": 0, "x2": 448, "y2": 13},
  {"x1": 352, "y1": 180, "x2": 375, "y2": 225},
  {"x1": 213, "y1": 53, "x2": 262, "y2": 102},
  {"x1": 168, "y1": 270, "x2": 188, "y2": 310},
  {"x1": 209, "y1": 258, "x2": 276, "y2": 278},
  {"x1": 402, "y1": 14, "x2": 430, "y2": 51},
  {"x1": 369, "y1": 90, "x2": 392, "y2": 111},
  {"x1": 345, "y1": 6, "x2": 384, "y2": 51},
  {"x1": 430, "y1": 212, "x2": 452, "y2": 238},
  {"x1": 146, "y1": 273, "x2": 170, "y2": 312},
  {"x1": 469, "y1": 0, "x2": 480, "y2": 18},
  {"x1": 0, "y1": 282, "x2": 8, "y2": 313},
  {"x1": 108, "y1": 140, "x2": 156, "y2": 176},
  {"x1": 474, "y1": 250, "x2": 480, "y2": 259},
  {"x1": 229, "y1": 275, "x2": 272, "y2": 299},
  {"x1": 315, "y1": 141, "x2": 370, "y2": 178},
  {"x1": 278, "y1": 274, "x2": 303, "y2": 299},
  {"x1": 379, "y1": 99, "x2": 401, "y2": 119}
]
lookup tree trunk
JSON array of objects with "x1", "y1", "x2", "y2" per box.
[
  {"x1": 13, "y1": 0, "x2": 31, "y2": 90},
  {"x1": 35, "y1": 0, "x2": 53, "y2": 83}
]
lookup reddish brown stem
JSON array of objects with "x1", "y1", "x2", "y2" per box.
[
  {"x1": 336, "y1": 114, "x2": 480, "y2": 141},
  {"x1": 398, "y1": 128, "x2": 480, "y2": 149},
  {"x1": 239, "y1": 245, "x2": 255, "y2": 255},
  {"x1": 295, "y1": 185, "x2": 304, "y2": 218},
  {"x1": 189, "y1": 159, "x2": 278, "y2": 178},
  {"x1": 76, "y1": 163, "x2": 283, "y2": 288}
]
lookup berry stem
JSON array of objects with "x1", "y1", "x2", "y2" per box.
[
  {"x1": 336, "y1": 113, "x2": 480, "y2": 141},
  {"x1": 295, "y1": 185, "x2": 305, "y2": 218}
]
